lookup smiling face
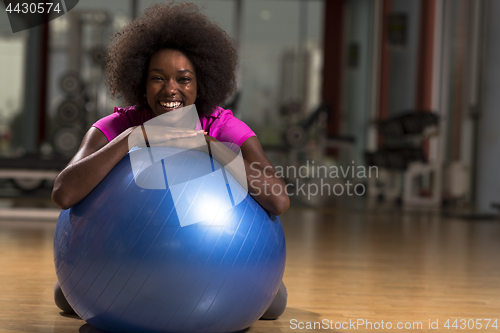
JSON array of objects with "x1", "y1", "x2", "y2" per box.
[{"x1": 146, "y1": 49, "x2": 197, "y2": 117}]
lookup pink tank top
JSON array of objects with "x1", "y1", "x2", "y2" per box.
[{"x1": 92, "y1": 106, "x2": 256, "y2": 147}]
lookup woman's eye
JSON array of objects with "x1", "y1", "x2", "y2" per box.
[
  {"x1": 179, "y1": 77, "x2": 191, "y2": 83},
  {"x1": 151, "y1": 76, "x2": 163, "y2": 81}
]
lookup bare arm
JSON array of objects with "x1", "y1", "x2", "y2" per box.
[
  {"x1": 207, "y1": 136, "x2": 290, "y2": 216},
  {"x1": 51, "y1": 127, "x2": 134, "y2": 210},
  {"x1": 52, "y1": 127, "x2": 290, "y2": 215},
  {"x1": 52, "y1": 125, "x2": 205, "y2": 209}
]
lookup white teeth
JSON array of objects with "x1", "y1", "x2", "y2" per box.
[{"x1": 160, "y1": 101, "x2": 182, "y2": 108}]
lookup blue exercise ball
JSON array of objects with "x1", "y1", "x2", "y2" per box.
[{"x1": 53, "y1": 146, "x2": 286, "y2": 333}]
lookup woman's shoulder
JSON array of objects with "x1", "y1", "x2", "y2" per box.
[
  {"x1": 203, "y1": 106, "x2": 230, "y2": 119},
  {"x1": 93, "y1": 106, "x2": 153, "y2": 142},
  {"x1": 113, "y1": 105, "x2": 153, "y2": 121},
  {"x1": 204, "y1": 106, "x2": 256, "y2": 147},
  {"x1": 204, "y1": 106, "x2": 244, "y2": 125}
]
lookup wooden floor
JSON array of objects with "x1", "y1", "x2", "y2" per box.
[{"x1": 1, "y1": 202, "x2": 500, "y2": 333}]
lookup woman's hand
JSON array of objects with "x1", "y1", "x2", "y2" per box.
[{"x1": 129, "y1": 125, "x2": 205, "y2": 148}]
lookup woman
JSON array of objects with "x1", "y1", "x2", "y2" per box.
[{"x1": 52, "y1": 2, "x2": 289, "y2": 321}]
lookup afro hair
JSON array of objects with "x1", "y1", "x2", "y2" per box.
[{"x1": 105, "y1": 2, "x2": 238, "y2": 115}]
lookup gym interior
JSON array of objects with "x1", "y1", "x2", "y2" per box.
[{"x1": 1, "y1": 0, "x2": 500, "y2": 332}]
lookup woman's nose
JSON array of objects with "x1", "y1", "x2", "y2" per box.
[{"x1": 163, "y1": 79, "x2": 178, "y2": 94}]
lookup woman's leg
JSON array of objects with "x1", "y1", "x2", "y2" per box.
[
  {"x1": 54, "y1": 281, "x2": 76, "y2": 314},
  {"x1": 260, "y1": 281, "x2": 287, "y2": 320}
]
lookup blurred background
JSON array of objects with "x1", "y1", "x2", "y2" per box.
[{"x1": 0, "y1": 0, "x2": 499, "y2": 217}]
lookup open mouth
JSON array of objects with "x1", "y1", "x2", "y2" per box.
[{"x1": 159, "y1": 101, "x2": 183, "y2": 110}]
